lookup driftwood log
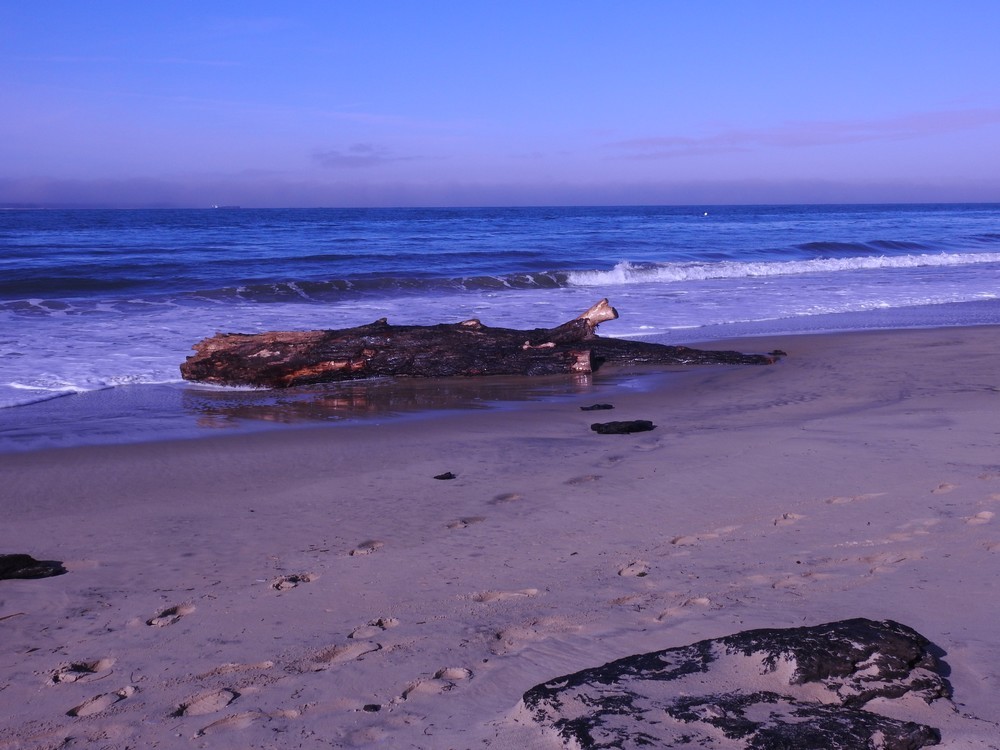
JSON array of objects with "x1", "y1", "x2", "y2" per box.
[{"x1": 180, "y1": 299, "x2": 775, "y2": 388}]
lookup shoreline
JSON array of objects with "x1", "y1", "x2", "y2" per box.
[
  {"x1": 5, "y1": 296, "x2": 1000, "y2": 454},
  {"x1": 3, "y1": 324, "x2": 1000, "y2": 747}
]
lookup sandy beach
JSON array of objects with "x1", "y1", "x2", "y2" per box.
[{"x1": 3, "y1": 325, "x2": 1000, "y2": 748}]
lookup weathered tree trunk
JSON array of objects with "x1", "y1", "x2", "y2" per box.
[{"x1": 180, "y1": 299, "x2": 775, "y2": 388}]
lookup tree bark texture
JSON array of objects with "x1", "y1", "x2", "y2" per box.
[{"x1": 179, "y1": 299, "x2": 775, "y2": 388}]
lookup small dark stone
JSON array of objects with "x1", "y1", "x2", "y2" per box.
[
  {"x1": 362, "y1": 704, "x2": 381, "y2": 712},
  {"x1": 769, "y1": 349, "x2": 788, "y2": 357},
  {"x1": 434, "y1": 471, "x2": 457, "y2": 480},
  {"x1": 580, "y1": 403, "x2": 615, "y2": 411},
  {"x1": 0, "y1": 554, "x2": 67, "y2": 580},
  {"x1": 590, "y1": 420, "x2": 655, "y2": 435}
]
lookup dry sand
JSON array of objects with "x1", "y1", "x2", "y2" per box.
[{"x1": 2, "y1": 326, "x2": 1000, "y2": 748}]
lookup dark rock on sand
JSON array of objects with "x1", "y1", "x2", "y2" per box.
[
  {"x1": 522, "y1": 618, "x2": 948, "y2": 749},
  {"x1": 434, "y1": 471, "x2": 457, "y2": 480},
  {"x1": 590, "y1": 420, "x2": 655, "y2": 435},
  {"x1": 580, "y1": 403, "x2": 615, "y2": 411},
  {"x1": 0, "y1": 553, "x2": 67, "y2": 580}
]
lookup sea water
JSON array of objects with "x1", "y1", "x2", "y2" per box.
[{"x1": 2, "y1": 204, "x2": 999, "y2": 448}]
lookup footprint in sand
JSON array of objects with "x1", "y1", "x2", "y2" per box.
[
  {"x1": 885, "y1": 517, "x2": 941, "y2": 542},
  {"x1": 174, "y1": 688, "x2": 240, "y2": 717},
  {"x1": 300, "y1": 641, "x2": 383, "y2": 672},
  {"x1": 147, "y1": 603, "x2": 195, "y2": 627},
  {"x1": 67, "y1": 685, "x2": 137, "y2": 717},
  {"x1": 491, "y1": 616, "x2": 581, "y2": 655},
  {"x1": 931, "y1": 483, "x2": 957, "y2": 495},
  {"x1": 826, "y1": 495, "x2": 853, "y2": 505},
  {"x1": 196, "y1": 711, "x2": 268, "y2": 737},
  {"x1": 860, "y1": 551, "x2": 914, "y2": 575},
  {"x1": 349, "y1": 617, "x2": 400, "y2": 639},
  {"x1": 632, "y1": 439, "x2": 662, "y2": 452},
  {"x1": 670, "y1": 535, "x2": 703, "y2": 546},
  {"x1": 599, "y1": 455, "x2": 625, "y2": 468},
  {"x1": 350, "y1": 540, "x2": 385, "y2": 556},
  {"x1": 826, "y1": 492, "x2": 887, "y2": 505},
  {"x1": 656, "y1": 596, "x2": 712, "y2": 621},
  {"x1": 668, "y1": 526, "x2": 740, "y2": 547},
  {"x1": 435, "y1": 666, "x2": 473, "y2": 681},
  {"x1": 489, "y1": 492, "x2": 523, "y2": 505},
  {"x1": 471, "y1": 588, "x2": 538, "y2": 603},
  {"x1": 771, "y1": 572, "x2": 835, "y2": 589},
  {"x1": 196, "y1": 661, "x2": 274, "y2": 679},
  {"x1": 446, "y1": 516, "x2": 485, "y2": 530},
  {"x1": 774, "y1": 512, "x2": 806, "y2": 526},
  {"x1": 618, "y1": 561, "x2": 649, "y2": 577},
  {"x1": 984, "y1": 541, "x2": 1000, "y2": 552},
  {"x1": 400, "y1": 667, "x2": 473, "y2": 700},
  {"x1": 270, "y1": 573, "x2": 317, "y2": 590},
  {"x1": 966, "y1": 511, "x2": 995, "y2": 525},
  {"x1": 565, "y1": 474, "x2": 602, "y2": 485},
  {"x1": 52, "y1": 657, "x2": 116, "y2": 684},
  {"x1": 609, "y1": 592, "x2": 651, "y2": 607}
]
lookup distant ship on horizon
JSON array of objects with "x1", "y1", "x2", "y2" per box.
[{"x1": 212, "y1": 205, "x2": 241, "y2": 209}]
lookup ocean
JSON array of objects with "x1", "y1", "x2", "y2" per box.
[{"x1": 2, "y1": 203, "x2": 999, "y2": 450}]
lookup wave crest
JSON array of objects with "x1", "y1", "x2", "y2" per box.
[{"x1": 566, "y1": 252, "x2": 1000, "y2": 287}]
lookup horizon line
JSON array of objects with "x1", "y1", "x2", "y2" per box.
[{"x1": 4, "y1": 200, "x2": 999, "y2": 211}]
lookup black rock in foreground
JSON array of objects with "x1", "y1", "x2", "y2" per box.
[
  {"x1": 522, "y1": 618, "x2": 949, "y2": 749},
  {"x1": 0, "y1": 553, "x2": 67, "y2": 580}
]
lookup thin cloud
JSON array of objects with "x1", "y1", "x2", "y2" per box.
[
  {"x1": 607, "y1": 108, "x2": 1000, "y2": 159},
  {"x1": 312, "y1": 143, "x2": 414, "y2": 169}
]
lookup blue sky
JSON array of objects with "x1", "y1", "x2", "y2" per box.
[{"x1": 3, "y1": 1, "x2": 999, "y2": 207}]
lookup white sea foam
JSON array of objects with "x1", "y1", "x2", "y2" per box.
[
  {"x1": 565, "y1": 252, "x2": 1000, "y2": 286},
  {"x1": 4, "y1": 272, "x2": 999, "y2": 412},
  {"x1": 0, "y1": 386, "x2": 82, "y2": 410}
]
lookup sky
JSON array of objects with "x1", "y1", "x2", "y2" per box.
[{"x1": 2, "y1": 1, "x2": 1000, "y2": 208}]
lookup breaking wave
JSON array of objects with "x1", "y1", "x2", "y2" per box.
[
  {"x1": 5, "y1": 251, "x2": 1000, "y2": 312},
  {"x1": 565, "y1": 251, "x2": 1000, "y2": 287}
]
